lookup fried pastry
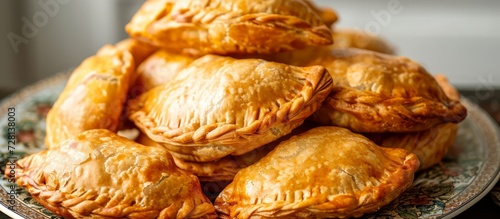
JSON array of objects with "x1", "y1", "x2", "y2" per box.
[
  {"x1": 366, "y1": 123, "x2": 458, "y2": 171},
  {"x1": 365, "y1": 75, "x2": 461, "y2": 170},
  {"x1": 303, "y1": 0, "x2": 338, "y2": 27},
  {"x1": 137, "y1": 132, "x2": 275, "y2": 182},
  {"x1": 128, "y1": 55, "x2": 333, "y2": 162},
  {"x1": 126, "y1": 0, "x2": 333, "y2": 55},
  {"x1": 116, "y1": 38, "x2": 158, "y2": 66},
  {"x1": 332, "y1": 28, "x2": 395, "y2": 54},
  {"x1": 132, "y1": 49, "x2": 197, "y2": 94},
  {"x1": 308, "y1": 48, "x2": 467, "y2": 132},
  {"x1": 7, "y1": 129, "x2": 217, "y2": 219},
  {"x1": 45, "y1": 45, "x2": 135, "y2": 149},
  {"x1": 215, "y1": 126, "x2": 419, "y2": 218}
]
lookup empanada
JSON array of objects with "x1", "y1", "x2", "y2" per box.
[
  {"x1": 364, "y1": 75, "x2": 461, "y2": 170},
  {"x1": 132, "y1": 49, "x2": 197, "y2": 95},
  {"x1": 128, "y1": 55, "x2": 332, "y2": 162},
  {"x1": 7, "y1": 129, "x2": 217, "y2": 219},
  {"x1": 215, "y1": 126, "x2": 419, "y2": 218},
  {"x1": 45, "y1": 45, "x2": 135, "y2": 149},
  {"x1": 332, "y1": 28, "x2": 395, "y2": 54},
  {"x1": 308, "y1": 48, "x2": 467, "y2": 132},
  {"x1": 126, "y1": 0, "x2": 333, "y2": 55}
]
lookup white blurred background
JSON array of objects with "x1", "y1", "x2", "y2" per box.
[{"x1": 1, "y1": 0, "x2": 499, "y2": 93}]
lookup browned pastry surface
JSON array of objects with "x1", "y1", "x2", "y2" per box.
[
  {"x1": 128, "y1": 55, "x2": 333, "y2": 162},
  {"x1": 45, "y1": 45, "x2": 135, "y2": 149},
  {"x1": 116, "y1": 38, "x2": 159, "y2": 66},
  {"x1": 307, "y1": 48, "x2": 467, "y2": 132},
  {"x1": 137, "y1": 122, "x2": 317, "y2": 182},
  {"x1": 366, "y1": 123, "x2": 458, "y2": 171},
  {"x1": 365, "y1": 74, "x2": 462, "y2": 170},
  {"x1": 434, "y1": 73, "x2": 461, "y2": 101},
  {"x1": 215, "y1": 126, "x2": 419, "y2": 219},
  {"x1": 132, "y1": 49, "x2": 197, "y2": 94},
  {"x1": 7, "y1": 129, "x2": 217, "y2": 219},
  {"x1": 331, "y1": 28, "x2": 396, "y2": 54},
  {"x1": 137, "y1": 132, "x2": 274, "y2": 182},
  {"x1": 126, "y1": 0, "x2": 333, "y2": 55},
  {"x1": 303, "y1": 0, "x2": 338, "y2": 27}
]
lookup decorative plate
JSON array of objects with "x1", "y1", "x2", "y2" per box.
[{"x1": 0, "y1": 73, "x2": 499, "y2": 219}]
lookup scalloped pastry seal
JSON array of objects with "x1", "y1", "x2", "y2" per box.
[
  {"x1": 308, "y1": 48, "x2": 467, "y2": 132},
  {"x1": 126, "y1": 0, "x2": 333, "y2": 55},
  {"x1": 128, "y1": 55, "x2": 333, "y2": 162},
  {"x1": 215, "y1": 126, "x2": 419, "y2": 218},
  {"x1": 364, "y1": 74, "x2": 462, "y2": 170},
  {"x1": 7, "y1": 129, "x2": 217, "y2": 219}
]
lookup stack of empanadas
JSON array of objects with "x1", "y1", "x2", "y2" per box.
[{"x1": 6, "y1": 0, "x2": 468, "y2": 218}]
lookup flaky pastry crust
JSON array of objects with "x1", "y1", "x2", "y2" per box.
[
  {"x1": 116, "y1": 38, "x2": 158, "y2": 66},
  {"x1": 215, "y1": 126, "x2": 419, "y2": 219},
  {"x1": 128, "y1": 55, "x2": 332, "y2": 162},
  {"x1": 366, "y1": 123, "x2": 458, "y2": 171},
  {"x1": 365, "y1": 74, "x2": 462, "y2": 170},
  {"x1": 308, "y1": 48, "x2": 467, "y2": 132},
  {"x1": 132, "y1": 49, "x2": 197, "y2": 95},
  {"x1": 45, "y1": 45, "x2": 135, "y2": 149},
  {"x1": 331, "y1": 28, "x2": 395, "y2": 54},
  {"x1": 137, "y1": 132, "x2": 275, "y2": 182},
  {"x1": 8, "y1": 129, "x2": 216, "y2": 219},
  {"x1": 303, "y1": 0, "x2": 338, "y2": 27},
  {"x1": 126, "y1": 0, "x2": 332, "y2": 55}
]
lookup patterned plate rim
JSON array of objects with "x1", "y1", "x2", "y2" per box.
[{"x1": 440, "y1": 98, "x2": 500, "y2": 218}]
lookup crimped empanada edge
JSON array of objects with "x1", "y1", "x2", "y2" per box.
[
  {"x1": 128, "y1": 65, "x2": 332, "y2": 146},
  {"x1": 214, "y1": 150, "x2": 419, "y2": 219}
]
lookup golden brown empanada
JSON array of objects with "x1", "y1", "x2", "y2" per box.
[
  {"x1": 45, "y1": 45, "x2": 135, "y2": 149},
  {"x1": 332, "y1": 28, "x2": 395, "y2": 54},
  {"x1": 308, "y1": 48, "x2": 467, "y2": 132},
  {"x1": 116, "y1": 38, "x2": 158, "y2": 66},
  {"x1": 215, "y1": 126, "x2": 419, "y2": 218},
  {"x1": 126, "y1": 0, "x2": 333, "y2": 55},
  {"x1": 7, "y1": 129, "x2": 217, "y2": 219},
  {"x1": 132, "y1": 49, "x2": 197, "y2": 94},
  {"x1": 128, "y1": 55, "x2": 332, "y2": 162},
  {"x1": 365, "y1": 74, "x2": 461, "y2": 170}
]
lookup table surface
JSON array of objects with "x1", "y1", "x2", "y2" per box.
[{"x1": 0, "y1": 89, "x2": 499, "y2": 218}]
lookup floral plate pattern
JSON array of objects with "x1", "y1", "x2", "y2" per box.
[{"x1": 0, "y1": 73, "x2": 499, "y2": 219}]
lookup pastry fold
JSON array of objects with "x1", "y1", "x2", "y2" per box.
[
  {"x1": 308, "y1": 48, "x2": 467, "y2": 132},
  {"x1": 128, "y1": 55, "x2": 333, "y2": 162},
  {"x1": 126, "y1": 0, "x2": 333, "y2": 55},
  {"x1": 7, "y1": 129, "x2": 217, "y2": 219},
  {"x1": 215, "y1": 126, "x2": 419, "y2": 218},
  {"x1": 364, "y1": 74, "x2": 462, "y2": 170}
]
